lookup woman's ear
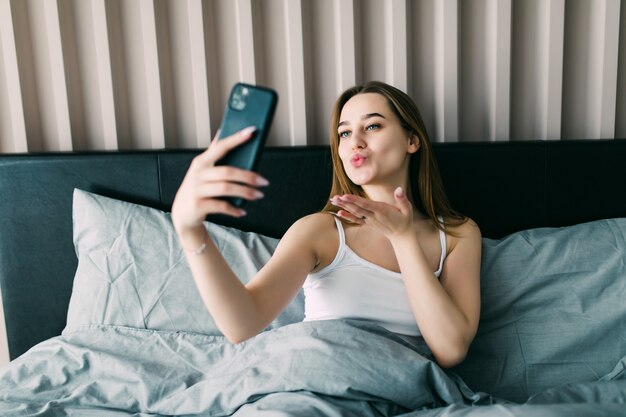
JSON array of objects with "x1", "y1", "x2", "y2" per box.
[{"x1": 407, "y1": 133, "x2": 420, "y2": 154}]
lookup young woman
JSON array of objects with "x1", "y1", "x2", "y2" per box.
[{"x1": 171, "y1": 81, "x2": 481, "y2": 368}]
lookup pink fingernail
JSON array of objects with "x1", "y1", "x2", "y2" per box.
[
  {"x1": 241, "y1": 126, "x2": 257, "y2": 137},
  {"x1": 256, "y1": 176, "x2": 270, "y2": 186}
]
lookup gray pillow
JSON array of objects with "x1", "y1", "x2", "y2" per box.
[
  {"x1": 453, "y1": 218, "x2": 626, "y2": 403},
  {"x1": 64, "y1": 189, "x2": 304, "y2": 336}
]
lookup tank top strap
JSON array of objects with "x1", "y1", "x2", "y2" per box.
[
  {"x1": 333, "y1": 215, "x2": 346, "y2": 248},
  {"x1": 435, "y1": 215, "x2": 447, "y2": 277}
]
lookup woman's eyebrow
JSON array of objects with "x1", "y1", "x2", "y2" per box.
[
  {"x1": 338, "y1": 112, "x2": 386, "y2": 127},
  {"x1": 362, "y1": 112, "x2": 386, "y2": 120}
]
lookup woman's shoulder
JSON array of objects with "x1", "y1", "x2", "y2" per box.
[
  {"x1": 280, "y1": 213, "x2": 339, "y2": 269},
  {"x1": 445, "y1": 216, "x2": 480, "y2": 233},
  {"x1": 283, "y1": 212, "x2": 338, "y2": 240},
  {"x1": 442, "y1": 216, "x2": 481, "y2": 248},
  {"x1": 292, "y1": 212, "x2": 338, "y2": 232}
]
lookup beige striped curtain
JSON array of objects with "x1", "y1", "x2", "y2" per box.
[{"x1": 0, "y1": 0, "x2": 625, "y2": 153}]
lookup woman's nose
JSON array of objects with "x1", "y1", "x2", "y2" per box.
[{"x1": 351, "y1": 132, "x2": 366, "y2": 150}]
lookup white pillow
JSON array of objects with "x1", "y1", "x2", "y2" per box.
[{"x1": 65, "y1": 189, "x2": 304, "y2": 336}]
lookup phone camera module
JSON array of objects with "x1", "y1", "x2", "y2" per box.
[{"x1": 230, "y1": 85, "x2": 249, "y2": 111}]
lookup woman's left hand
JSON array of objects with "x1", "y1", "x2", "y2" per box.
[{"x1": 330, "y1": 187, "x2": 414, "y2": 238}]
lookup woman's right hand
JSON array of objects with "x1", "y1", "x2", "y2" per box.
[{"x1": 171, "y1": 126, "x2": 269, "y2": 234}]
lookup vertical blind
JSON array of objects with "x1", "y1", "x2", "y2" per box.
[{"x1": 0, "y1": 0, "x2": 624, "y2": 153}]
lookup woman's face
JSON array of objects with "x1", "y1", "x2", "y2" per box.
[{"x1": 337, "y1": 93, "x2": 418, "y2": 187}]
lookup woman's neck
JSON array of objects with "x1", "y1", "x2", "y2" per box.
[{"x1": 361, "y1": 180, "x2": 410, "y2": 205}]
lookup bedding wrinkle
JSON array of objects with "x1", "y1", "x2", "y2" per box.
[
  {"x1": 8, "y1": 342, "x2": 76, "y2": 391},
  {"x1": 97, "y1": 277, "x2": 112, "y2": 327},
  {"x1": 601, "y1": 356, "x2": 626, "y2": 381},
  {"x1": 139, "y1": 268, "x2": 182, "y2": 326},
  {"x1": 152, "y1": 331, "x2": 213, "y2": 376},
  {"x1": 84, "y1": 250, "x2": 112, "y2": 281},
  {"x1": 79, "y1": 251, "x2": 115, "y2": 326},
  {"x1": 155, "y1": 298, "x2": 176, "y2": 329},
  {"x1": 126, "y1": 274, "x2": 147, "y2": 329},
  {"x1": 234, "y1": 390, "x2": 411, "y2": 417},
  {"x1": 491, "y1": 359, "x2": 510, "y2": 398},
  {"x1": 66, "y1": 327, "x2": 210, "y2": 412},
  {"x1": 517, "y1": 232, "x2": 540, "y2": 261},
  {"x1": 513, "y1": 320, "x2": 529, "y2": 399},
  {"x1": 107, "y1": 254, "x2": 133, "y2": 285},
  {"x1": 609, "y1": 220, "x2": 626, "y2": 265},
  {"x1": 526, "y1": 379, "x2": 626, "y2": 405}
]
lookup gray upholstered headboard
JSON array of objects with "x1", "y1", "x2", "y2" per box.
[{"x1": 1, "y1": 140, "x2": 625, "y2": 361}]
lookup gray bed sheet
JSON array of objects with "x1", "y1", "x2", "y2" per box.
[{"x1": 0, "y1": 320, "x2": 624, "y2": 417}]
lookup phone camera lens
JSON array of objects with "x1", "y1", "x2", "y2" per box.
[{"x1": 231, "y1": 86, "x2": 248, "y2": 110}]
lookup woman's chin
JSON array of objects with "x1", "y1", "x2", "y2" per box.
[{"x1": 348, "y1": 173, "x2": 372, "y2": 185}]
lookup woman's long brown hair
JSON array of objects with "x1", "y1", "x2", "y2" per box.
[{"x1": 321, "y1": 81, "x2": 467, "y2": 233}]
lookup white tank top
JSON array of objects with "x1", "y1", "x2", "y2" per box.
[{"x1": 303, "y1": 216, "x2": 447, "y2": 336}]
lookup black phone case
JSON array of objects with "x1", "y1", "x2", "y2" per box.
[{"x1": 215, "y1": 83, "x2": 278, "y2": 207}]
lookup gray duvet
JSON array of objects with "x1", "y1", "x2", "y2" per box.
[{"x1": 1, "y1": 320, "x2": 624, "y2": 417}]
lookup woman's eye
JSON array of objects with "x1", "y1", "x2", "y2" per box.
[
  {"x1": 365, "y1": 123, "x2": 380, "y2": 131},
  {"x1": 338, "y1": 131, "x2": 350, "y2": 139}
]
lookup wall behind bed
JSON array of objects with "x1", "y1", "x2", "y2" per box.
[{"x1": 1, "y1": 0, "x2": 626, "y2": 154}]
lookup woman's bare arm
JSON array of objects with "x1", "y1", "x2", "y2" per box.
[
  {"x1": 172, "y1": 128, "x2": 324, "y2": 343},
  {"x1": 390, "y1": 220, "x2": 481, "y2": 368},
  {"x1": 178, "y1": 216, "x2": 320, "y2": 343}
]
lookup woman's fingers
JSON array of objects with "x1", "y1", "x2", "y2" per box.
[
  {"x1": 330, "y1": 193, "x2": 413, "y2": 236},
  {"x1": 190, "y1": 181, "x2": 263, "y2": 219},
  {"x1": 330, "y1": 195, "x2": 375, "y2": 219},
  {"x1": 194, "y1": 181, "x2": 265, "y2": 201},
  {"x1": 331, "y1": 201, "x2": 370, "y2": 225},
  {"x1": 197, "y1": 165, "x2": 269, "y2": 188},
  {"x1": 335, "y1": 210, "x2": 366, "y2": 225},
  {"x1": 393, "y1": 187, "x2": 412, "y2": 215},
  {"x1": 173, "y1": 180, "x2": 261, "y2": 228},
  {"x1": 195, "y1": 198, "x2": 247, "y2": 218},
  {"x1": 172, "y1": 127, "x2": 268, "y2": 230},
  {"x1": 199, "y1": 126, "x2": 257, "y2": 164}
]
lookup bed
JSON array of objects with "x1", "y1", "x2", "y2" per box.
[{"x1": 0, "y1": 140, "x2": 625, "y2": 416}]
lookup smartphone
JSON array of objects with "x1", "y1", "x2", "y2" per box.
[{"x1": 215, "y1": 83, "x2": 278, "y2": 207}]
